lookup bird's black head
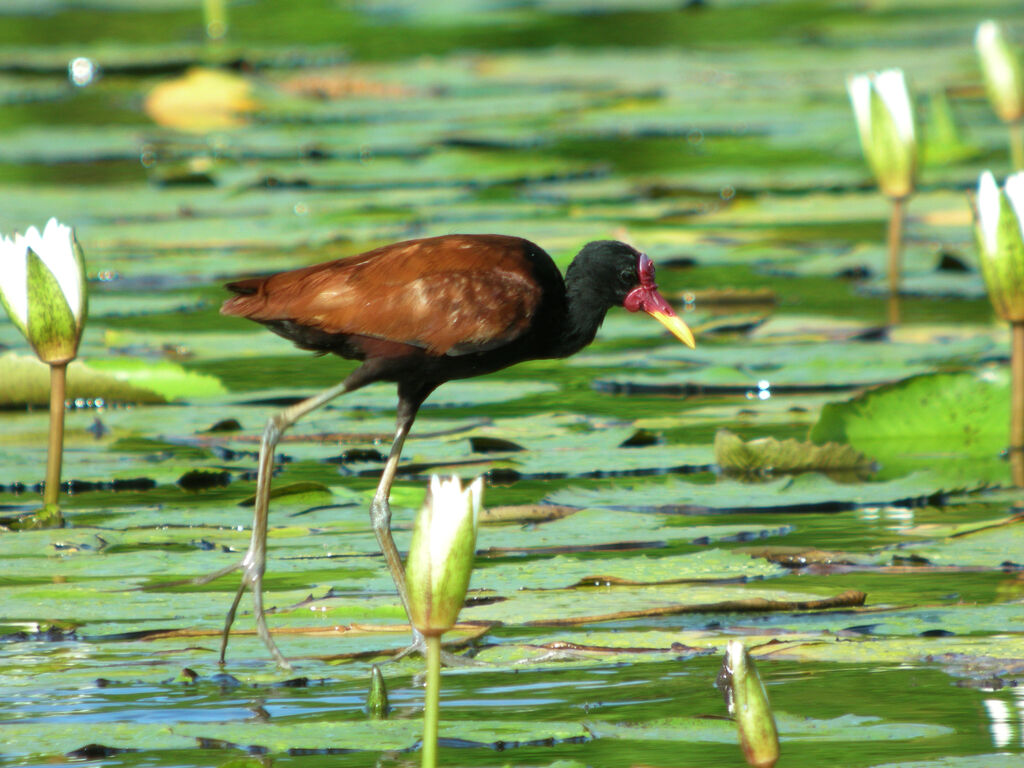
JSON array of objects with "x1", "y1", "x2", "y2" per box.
[
  {"x1": 568, "y1": 240, "x2": 695, "y2": 348},
  {"x1": 567, "y1": 240, "x2": 645, "y2": 303}
]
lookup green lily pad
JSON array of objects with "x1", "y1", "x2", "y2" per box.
[
  {"x1": 714, "y1": 428, "x2": 874, "y2": 475},
  {"x1": 461, "y1": 582, "x2": 849, "y2": 625},
  {"x1": 473, "y1": 548, "x2": 786, "y2": 591},
  {"x1": 810, "y1": 369, "x2": 1011, "y2": 470},
  {"x1": 546, "y1": 472, "x2": 980, "y2": 513},
  {"x1": 590, "y1": 712, "x2": 952, "y2": 743},
  {"x1": 86, "y1": 357, "x2": 227, "y2": 400},
  {"x1": 0, "y1": 353, "x2": 165, "y2": 406},
  {"x1": 872, "y1": 756, "x2": 1024, "y2": 768},
  {"x1": 0, "y1": 718, "x2": 589, "y2": 759},
  {"x1": 859, "y1": 272, "x2": 989, "y2": 300},
  {"x1": 0, "y1": 3, "x2": 1020, "y2": 764},
  {"x1": 889, "y1": 520, "x2": 1024, "y2": 568},
  {"x1": 584, "y1": 336, "x2": 998, "y2": 393}
]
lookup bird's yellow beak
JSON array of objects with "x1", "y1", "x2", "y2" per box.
[
  {"x1": 647, "y1": 309, "x2": 696, "y2": 349},
  {"x1": 624, "y1": 252, "x2": 697, "y2": 349}
]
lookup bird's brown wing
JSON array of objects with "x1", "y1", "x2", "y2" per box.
[{"x1": 222, "y1": 234, "x2": 546, "y2": 355}]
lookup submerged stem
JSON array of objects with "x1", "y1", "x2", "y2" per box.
[
  {"x1": 886, "y1": 196, "x2": 907, "y2": 326},
  {"x1": 43, "y1": 362, "x2": 67, "y2": 510},
  {"x1": 422, "y1": 634, "x2": 442, "y2": 768}
]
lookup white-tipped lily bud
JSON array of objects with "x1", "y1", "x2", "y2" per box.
[
  {"x1": 848, "y1": 69, "x2": 918, "y2": 199},
  {"x1": 977, "y1": 20, "x2": 1024, "y2": 124},
  {"x1": 717, "y1": 640, "x2": 780, "y2": 768},
  {"x1": 976, "y1": 170, "x2": 1024, "y2": 322},
  {"x1": 0, "y1": 218, "x2": 88, "y2": 365},
  {"x1": 405, "y1": 475, "x2": 482, "y2": 636}
]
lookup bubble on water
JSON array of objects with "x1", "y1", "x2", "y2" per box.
[{"x1": 68, "y1": 57, "x2": 97, "y2": 87}]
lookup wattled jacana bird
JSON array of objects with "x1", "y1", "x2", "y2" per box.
[{"x1": 209, "y1": 234, "x2": 695, "y2": 667}]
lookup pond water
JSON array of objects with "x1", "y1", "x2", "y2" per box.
[{"x1": 1, "y1": 1, "x2": 1023, "y2": 767}]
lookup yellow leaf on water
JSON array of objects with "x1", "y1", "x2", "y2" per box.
[
  {"x1": 918, "y1": 207, "x2": 971, "y2": 227},
  {"x1": 144, "y1": 67, "x2": 259, "y2": 132}
]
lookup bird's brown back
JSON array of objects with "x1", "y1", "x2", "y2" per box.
[{"x1": 221, "y1": 234, "x2": 551, "y2": 356}]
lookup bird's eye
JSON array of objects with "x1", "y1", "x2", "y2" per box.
[{"x1": 618, "y1": 268, "x2": 634, "y2": 284}]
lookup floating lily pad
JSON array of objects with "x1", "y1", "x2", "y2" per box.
[
  {"x1": 144, "y1": 67, "x2": 260, "y2": 132},
  {"x1": 86, "y1": 358, "x2": 227, "y2": 400},
  {"x1": 871, "y1": 756, "x2": 1024, "y2": 768},
  {"x1": 0, "y1": 718, "x2": 589, "y2": 760},
  {"x1": 0, "y1": 3, "x2": 1018, "y2": 765},
  {"x1": 473, "y1": 548, "x2": 786, "y2": 591},
  {"x1": 889, "y1": 519, "x2": 1024, "y2": 568},
  {"x1": 714, "y1": 428, "x2": 874, "y2": 476},
  {"x1": 858, "y1": 272, "x2": 989, "y2": 300},
  {"x1": 225, "y1": 379, "x2": 559, "y2": 412},
  {"x1": 810, "y1": 369, "x2": 1011, "y2": 476},
  {"x1": 547, "y1": 472, "x2": 981, "y2": 513},
  {"x1": 585, "y1": 336, "x2": 998, "y2": 393},
  {"x1": 0, "y1": 353, "x2": 165, "y2": 406},
  {"x1": 590, "y1": 712, "x2": 952, "y2": 743},
  {"x1": 461, "y1": 583, "x2": 859, "y2": 625}
]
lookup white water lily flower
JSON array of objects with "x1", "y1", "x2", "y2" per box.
[
  {"x1": 405, "y1": 475, "x2": 482, "y2": 636},
  {"x1": 847, "y1": 69, "x2": 918, "y2": 199},
  {"x1": 873, "y1": 69, "x2": 916, "y2": 144},
  {"x1": 976, "y1": 170, "x2": 1024, "y2": 322},
  {"x1": 0, "y1": 218, "x2": 87, "y2": 364},
  {"x1": 977, "y1": 20, "x2": 1024, "y2": 124},
  {"x1": 1006, "y1": 171, "x2": 1024, "y2": 223},
  {"x1": 978, "y1": 170, "x2": 1002, "y2": 255}
]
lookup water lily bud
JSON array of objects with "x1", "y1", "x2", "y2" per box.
[
  {"x1": 848, "y1": 69, "x2": 918, "y2": 199},
  {"x1": 405, "y1": 475, "x2": 482, "y2": 637},
  {"x1": 976, "y1": 170, "x2": 1024, "y2": 322},
  {"x1": 977, "y1": 20, "x2": 1024, "y2": 124},
  {"x1": 717, "y1": 640, "x2": 780, "y2": 768},
  {"x1": 0, "y1": 218, "x2": 87, "y2": 365},
  {"x1": 366, "y1": 665, "x2": 390, "y2": 720}
]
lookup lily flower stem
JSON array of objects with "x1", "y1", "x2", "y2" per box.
[
  {"x1": 43, "y1": 362, "x2": 67, "y2": 509},
  {"x1": 1012, "y1": 322, "x2": 1024, "y2": 487},
  {"x1": 886, "y1": 196, "x2": 907, "y2": 326},
  {"x1": 1011, "y1": 122, "x2": 1024, "y2": 172},
  {"x1": 421, "y1": 634, "x2": 442, "y2": 768},
  {"x1": 203, "y1": 0, "x2": 227, "y2": 40}
]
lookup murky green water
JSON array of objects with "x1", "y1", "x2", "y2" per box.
[{"x1": 2, "y1": 1, "x2": 1024, "y2": 766}]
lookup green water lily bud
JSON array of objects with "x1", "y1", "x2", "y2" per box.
[
  {"x1": 717, "y1": 640, "x2": 780, "y2": 768},
  {"x1": 0, "y1": 218, "x2": 87, "y2": 365},
  {"x1": 848, "y1": 69, "x2": 918, "y2": 199},
  {"x1": 977, "y1": 20, "x2": 1024, "y2": 124},
  {"x1": 405, "y1": 475, "x2": 482, "y2": 637},
  {"x1": 976, "y1": 170, "x2": 1024, "y2": 322},
  {"x1": 366, "y1": 664, "x2": 390, "y2": 720}
]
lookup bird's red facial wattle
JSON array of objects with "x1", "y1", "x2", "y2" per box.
[{"x1": 623, "y1": 253, "x2": 696, "y2": 349}]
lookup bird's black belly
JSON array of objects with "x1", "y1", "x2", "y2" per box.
[{"x1": 264, "y1": 320, "x2": 428, "y2": 361}]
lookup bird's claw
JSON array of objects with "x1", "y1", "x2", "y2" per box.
[{"x1": 214, "y1": 553, "x2": 293, "y2": 670}]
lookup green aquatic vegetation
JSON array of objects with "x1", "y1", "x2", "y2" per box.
[
  {"x1": 1, "y1": 1, "x2": 1023, "y2": 766},
  {"x1": 546, "y1": 472, "x2": 983, "y2": 513},
  {"x1": 0, "y1": 352, "x2": 226, "y2": 406},
  {"x1": 811, "y1": 370, "x2": 1010, "y2": 470},
  {"x1": 714, "y1": 428, "x2": 874, "y2": 476},
  {"x1": 590, "y1": 712, "x2": 951, "y2": 746}
]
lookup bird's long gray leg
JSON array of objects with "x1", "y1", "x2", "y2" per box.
[
  {"x1": 219, "y1": 377, "x2": 358, "y2": 669},
  {"x1": 369, "y1": 392, "x2": 425, "y2": 620},
  {"x1": 369, "y1": 387, "x2": 479, "y2": 666}
]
